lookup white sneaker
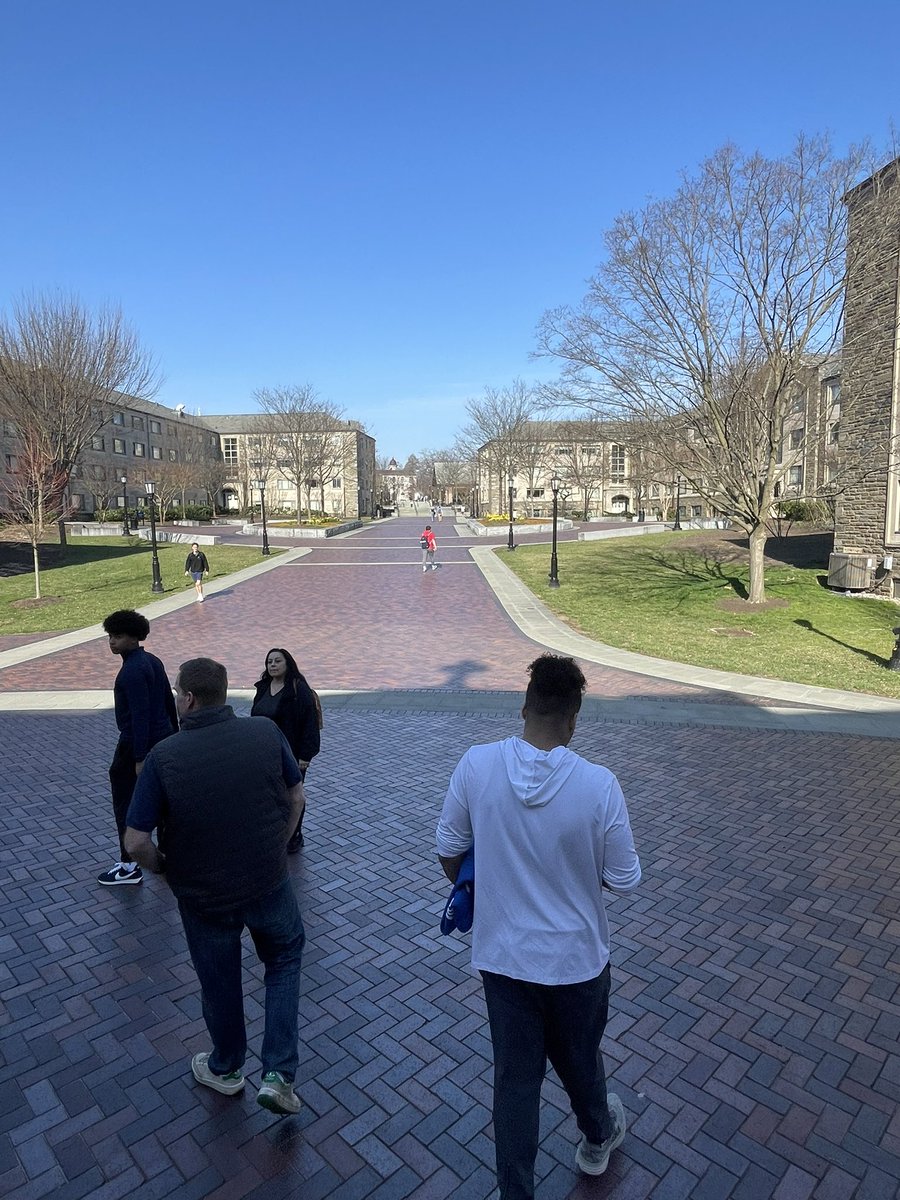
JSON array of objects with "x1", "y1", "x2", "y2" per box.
[
  {"x1": 97, "y1": 862, "x2": 143, "y2": 886},
  {"x1": 198, "y1": 594, "x2": 205, "y2": 602},
  {"x1": 575, "y1": 1093, "x2": 626, "y2": 1175}
]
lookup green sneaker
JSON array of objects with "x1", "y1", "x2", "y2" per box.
[
  {"x1": 191, "y1": 1052, "x2": 244, "y2": 1096},
  {"x1": 257, "y1": 1071, "x2": 302, "y2": 1115}
]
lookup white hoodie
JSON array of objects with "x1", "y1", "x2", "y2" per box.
[{"x1": 436, "y1": 736, "x2": 641, "y2": 985}]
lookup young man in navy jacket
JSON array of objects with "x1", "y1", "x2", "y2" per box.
[{"x1": 97, "y1": 609, "x2": 177, "y2": 886}]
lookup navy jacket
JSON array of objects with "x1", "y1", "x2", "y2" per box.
[{"x1": 114, "y1": 647, "x2": 177, "y2": 761}]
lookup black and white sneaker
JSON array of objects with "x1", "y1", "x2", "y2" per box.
[{"x1": 97, "y1": 862, "x2": 143, "y2": 886}]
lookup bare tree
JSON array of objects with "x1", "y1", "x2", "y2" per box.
[
  {"x1": 550, "y1": 417, "x2": 609, "y2": 517},
  {"x1": 0, "y1": 293, "x2": 158, "y2": 545},
  {"x1": 537, "y1": 136, "x2": 870, "y2": 602},
  {"x1": 2, "y1": 426, "x2": 73, "y2": 598},
  {"x1": 458, "y1": 380, "x2": 537, "y2": 516},
  {"x1": 255, "y1": 385, "x2": 346, "y2": 519}
]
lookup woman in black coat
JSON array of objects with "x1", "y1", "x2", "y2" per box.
[{"x1": 251, "y1": 647, "x2": 320, "y2": 852}]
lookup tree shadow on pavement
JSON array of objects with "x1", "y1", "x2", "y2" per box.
[{"x1": 439, "y1": 659, "x2": 490, "y2": 689}]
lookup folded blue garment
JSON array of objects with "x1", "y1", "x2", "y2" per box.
[{"x1": 440, "y1": 846, "x2": 475, "y2": 935}]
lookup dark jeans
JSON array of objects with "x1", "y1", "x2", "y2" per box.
[
  {"x1": 110, "y1": 734, "x2": 171, "y2": 860},
  {"x1": 178, "y1": 877, "x2": 305, "y2": 1080},
  {"x1": 109, "y1": 740, "x2": 138, "y2": 860},
  {"x1": 481, "y1": 965, "x2": 614, "y2": 1200}
]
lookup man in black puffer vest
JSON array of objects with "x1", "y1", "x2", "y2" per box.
[{"x1": 124, "y1": 657, "x2": 307, "y2": 1116}]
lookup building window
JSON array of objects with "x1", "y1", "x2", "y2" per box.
[
  {"x1": 132, "y1": 415, "x2": 145, "y2": 430},
  {"x1": 151, "y1": 445, "x2": 162, "y2": 459},
  {"x1": 610, "y1": 444, "x2": 626, "y2": 480},
  {"x1": 113, "y1": 411, "x2": 125, "y2": 426},
  {"x1": 790, "y1": 393, "x2": 806, "y2": 414},
  {"x1": 788, "y1": 465, "x2": 803, "y2": 487},
  {"x1": 824, "y1": 378, "x2": 841, "y2": 408},
  {"x1": 276, "y1": 479, "x2": 291, "y2": 490},
  {"x1": 5, "y1": 453, "x2": 17, "y2": 472},
  {"x1": 149, "y1": 419, "x2": 161, "y2": 434},
  {"x1": 332, "y1": 477, "x2": 342, "y2": 489},
  {"x1": 168, "y1": 448, "x2": 178, "y2": 462},
  {"x1": 223, "y1": 437, "x2": 238, "y2": 467},
  {"x1": 692, "y1": 505, "x2": 702, "y2": 517},
  {"x1": 90, "y1": 435, "x2": 105, "y2": 451},
  {"x1": 133, "y1": 443, "x2": 145, "y2": 457},
  {"x1": 70, "y1": 494, "x2": 83, "y2": 510},
  {"x1": 526, "y1": 488, "x2": 545, "y2": 498},
  {"x1": 829, "y1": 422, "x2": 840, "y2": 445},
  {"x1": 113, "y1": 438, "x2": 126, "y2": 454},
  {"x1": 789, "y1": 427, "x2": 804, "y2": 450}
]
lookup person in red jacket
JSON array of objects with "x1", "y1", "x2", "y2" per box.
[{"x1": 421, "y1": 525, "x2": 437, "y2": 571}]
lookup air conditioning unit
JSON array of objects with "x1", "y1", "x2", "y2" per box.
[{"x1": 827, "y1": 552, "x2": 876, "y2": 590}]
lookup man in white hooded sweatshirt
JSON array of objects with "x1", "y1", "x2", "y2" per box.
[{"x1": 436, "y1": 654, "x2": 641, "y2": 1200}]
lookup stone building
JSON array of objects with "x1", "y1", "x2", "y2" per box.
[
  {"x1": 833, "y1": 157, "x2": 900, "y2": 596},
  {"x1": 1, "y1": 395, "x2": 218, "y2": 517},
  {"x1": 206, "y1": 414, "x2": 376, "y2": 519}
]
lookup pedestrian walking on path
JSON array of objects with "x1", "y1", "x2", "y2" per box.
[
  {"x1": 420, "y1": 524, "x2": 437, "y2": 571},
  {"x1": 184, "y1": 542, "x2": 210, "y2": 602},
  {"x1": 436, "y1": 654, "x2": 641, "y2": 1198},
  {"x1": 124, "y1": 657, "x2": 307, "y2": 1116},
  {"x1": 97, "y1": 609, "x2": 177, "y2": 887},
  {"x1": 251, "y1": 648, "x2": 321, "y2": 852}
]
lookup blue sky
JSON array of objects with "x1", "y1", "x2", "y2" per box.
[{"x1": 1, "y1": 1, "x2": 897, "y2": 459}]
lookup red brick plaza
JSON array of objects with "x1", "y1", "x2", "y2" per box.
[{"x1": 1, "y1": 515, "x2": 898, "y2": 1200}]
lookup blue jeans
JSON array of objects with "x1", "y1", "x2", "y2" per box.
[
  {"x1": 178, "y1": 876, "x2": 305, "y2": 1080},
  {"x1": 481, "y1": 965, "x2": 614, "y2": 1200}
]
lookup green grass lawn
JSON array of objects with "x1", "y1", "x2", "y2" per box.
[
  {"x1": 0, "y1": 538, "x2": 281, "y2": 635},
  {"x1": 502, "y1": 530, "x2": 900, "y2": 697}
]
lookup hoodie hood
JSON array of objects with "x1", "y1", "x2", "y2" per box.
[{"x1": 502, "y1": 737, "x2": 579, "y2": 807}]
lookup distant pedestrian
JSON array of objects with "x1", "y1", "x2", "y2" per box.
[
  {"x1": 431, "y1": 504, "x2": 438, "y2": 522},
  {"x1": 436, "y1": 654, "x2": 641, "y2": 1197},
  {"x1": 97, "y1": 610, "x2": 177, "y2": 886},
  {"x1": 420, "y1": 525, "x2": 437, "y2": 571},
  {"x1": 251, "y1": 648, "x2": 321, "y2": 852},
  {"x1": 124, "y1": 657, "x2": 306, "y2": 1115},
  {"x1": 184, "y1": 542, "x2": 210, "y2": 602}
]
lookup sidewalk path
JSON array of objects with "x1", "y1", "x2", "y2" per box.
[{"x1": 2, "y1": 515, "x2": 899, "y2": 1199}]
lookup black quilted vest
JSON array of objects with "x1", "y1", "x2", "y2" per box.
[{"x1": 152, "y1": 706, "x2": 291, "y2": 912}]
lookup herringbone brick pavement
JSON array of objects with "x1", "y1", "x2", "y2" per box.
[{"x1": 2, "y1": 705, "x2": 899, "y2": 1199}]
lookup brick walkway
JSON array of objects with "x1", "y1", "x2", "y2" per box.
[{"x1": 2, "y1": 517, "x2": 899, "y2": 1199}]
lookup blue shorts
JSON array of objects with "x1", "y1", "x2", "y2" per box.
[{"x1": 190, "y1": 571, "x2": 203, "y2": 582}]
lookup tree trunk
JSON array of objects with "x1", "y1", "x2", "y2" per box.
[
  {"x1": 747, "y1": 524, "x2": 767, "y2": 604},
  {"x1": 57, "y1": 516, "x2": 67, "y2": 546},
  {"x1": 32, "y1": 540, "x2": 41, "y2": 600}
]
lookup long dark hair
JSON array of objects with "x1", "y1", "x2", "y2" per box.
[{"x1": 256, "y1": 647, "x2": 304, "y2": 694}]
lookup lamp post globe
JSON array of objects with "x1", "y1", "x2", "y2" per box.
[{"x1": 144, "y1": 481, "x2": 164, "y2": 594}]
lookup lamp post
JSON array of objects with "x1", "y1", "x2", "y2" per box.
[
  {"x1": 507, "y1": 474, "x2": 516, "y2": 551},
  {"x1": 251, "y1": 479, "x2": 271, "y2": 555},
  {"x1": 120, "y1": 474, "x2": 129, "y2": 534},
  {"x1": 143, "y1": 481, "x2": 164, "y2": 593},
  {"x1": 548, "y1": 475, "x2": 561, "y2": 588},
  {"x1": 673, "y1": 477, "x2": 682, "y2": 530}
]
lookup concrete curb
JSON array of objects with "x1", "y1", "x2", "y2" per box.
[{"x1": 470, "y1": 544, "x2": 900, "y2": 716}]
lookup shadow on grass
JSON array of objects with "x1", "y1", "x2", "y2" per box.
[
  {"x1": 637, "y1": 550, "x2": 750, "y2": 601},
  {"x1": 0, "y1": 540, "x2": 150, "y2": 579},
  {"x1": 794, "y1": 619, "x2": 889, "y2": 668}
]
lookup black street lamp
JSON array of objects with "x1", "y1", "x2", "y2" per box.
[
  {"x1": 673, "y1": 477, "x2": 682, "y2": 530},
  {"x1": 548, "y1": 474, "x2": 561, "y2": 588},
  {"x1": 507, "y1": 474, "x2": 516, "y2": 551},
  {"x1": 251, "y1": 479, "x2": 271, "y2": 555},
  {"x1": 143, "y1": 481, "x2": 164, "y2": 593},
  {"x1": 120, "y1": 474, "x2": 130, "y2": 534}
]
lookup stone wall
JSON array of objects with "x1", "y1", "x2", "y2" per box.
[{"x1": 834, "y1": 159, "x2": 900, "y2": 594}]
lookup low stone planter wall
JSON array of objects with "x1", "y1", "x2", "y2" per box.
[
  {"x1": 464, "y1": 518, "x2": 575, "y2": 537},
  {"x1": 242, "y1": 520, "x2": 362, "y2": 539},
  {"x1": 64, "y1": 522, "x2": 124, "y2": 537},
  {"x1": 135, "y1": 529, "x2": 221, "y2": 545},
  {"x1": 578, "y1": 522, "x2": 668, "y2": 541}
]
